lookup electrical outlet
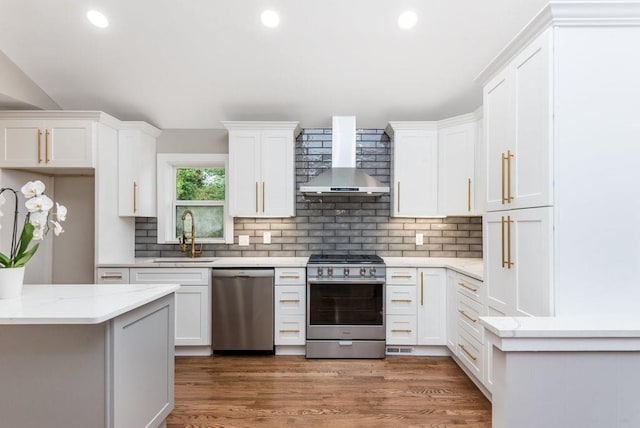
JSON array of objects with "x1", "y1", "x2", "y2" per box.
[
  {"x1": 416, "y1": 233, "x2": 424, "y2": 246},
  {"x1": 263, "y1": 231, "x2": 271, "y2": 244},
  {"x1": 238, "y1": 235, "x2": 250, "y2": 246}
]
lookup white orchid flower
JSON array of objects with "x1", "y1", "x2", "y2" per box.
[
  {"x1": 56, "y1": 202, "x2": 67, "y2": 222},
  {"x1": 32, "y1": 226, "x2": 45, "y2": 241},
  {"x1": 25, "y1": 195, "x2": 54, "y2": 213},
  {"x1": 21, "y1": 180, "x2": 46, "y2": 198},
  {"x1": 29, "y1": 211, "x2": 48, "y2": 228},
  {"x1": 50, "y1": 220, "x2": 64, "y2": 236}
]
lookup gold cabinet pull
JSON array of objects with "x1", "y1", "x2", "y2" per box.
[
  {"x1": 279, "y1": 329, "x2": 300, "y2": 333},
  {"x1": 458, "y1": 309, "x2": 478, "y2": 323},
  {"x1": 255, "y1": 182, "x2": 259, "y2": 213},
  {"x1": 391, "y1": 274, "x2": 412, "y2": 279},
  {"x1": 133, "y1": 181, "x2": 138, "y2": 213},
  {"x1": 467, "y1": 178, "x2": 472, "y2": 212},
  {"x1": 501, "y1": 153, "x2": 506, "y2": 204},
  {"x1": 100, "y1": 273, "x2": 124, "y2": 279},
  {"x1": 458, "y1": 282, "x2": 478, "y2": 293},
  {"x1": 391, "y1": 299, "x2": 413, "y2": 303},
  {"x1": 501, "y1": 216, "x2": 506, "y2": 268},
  {"x1": 262, "y1": 181, "x2": 265, "y2": 213},
  {"x1": 420, "y1": 272, "x2": 424, "y2": 306},
  {"x1": 506, "y1": 150, "x2": 514, "y2": 203},
  {"x1": 279, "y1": 275, "x2": 300, "y2": 279},
  {"x1": 507, "y1": 215, "x2": 514, "y2": 268},
  {"x1": 459, "y1": 344, "x2": 477, "y2": 361},
  {"x1": 397, "y1": 181, "x2": 401, "y2": 212},
  {"x1": 279, "y1": 299, "x2": 300, "y2": 303},
  {"x1": 45, "y1": 129, "x2": 50, "y2": 163},
  {"x1": 37, "y1": 129, "x2": 43, "y2": 163},
  {"x1": 391, "y1": 329, "x2": 412, "y2": 333}
]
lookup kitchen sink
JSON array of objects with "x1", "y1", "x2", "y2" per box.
[{"x1": 152, "y1": 257, "x2": 217, "y2": 263}]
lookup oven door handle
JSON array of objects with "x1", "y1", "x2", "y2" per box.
[{"x1": 308, "y1": 280, "x2": 385, "y2": 285}]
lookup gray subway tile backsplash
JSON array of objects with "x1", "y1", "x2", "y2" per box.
[{"x1": 135, "y1": 128, "x2": 482, "y2": 259}]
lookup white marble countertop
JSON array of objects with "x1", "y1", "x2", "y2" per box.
[
  {"x1": 0, "y1": 284, "x2": 180, "y2": 325},
  {"x1": 98, "y1": 256, "x2": 483, "y2": 280}
]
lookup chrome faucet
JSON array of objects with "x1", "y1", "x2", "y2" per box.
[{"x1": 179, "y1": 210, "x2": 202, "y2": 258}]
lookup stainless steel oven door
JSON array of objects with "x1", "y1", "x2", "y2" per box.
[{"x1": 306, "y1": 279, "x2": 385, "y2": 340}]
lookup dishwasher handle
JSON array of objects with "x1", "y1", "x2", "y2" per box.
[{"x1": 211, "y1": 268, "x2": 274, "y2": 278}]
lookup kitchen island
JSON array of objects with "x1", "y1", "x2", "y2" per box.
[{"x1": 0, "y1": 283, "x2": 179, "y2": 428}]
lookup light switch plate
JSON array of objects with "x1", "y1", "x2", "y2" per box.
[
  {"x1": 263, "y1": 231, "x2": 271, "y2": 244},
  {"x1": 238, "y1": 235, "x2": 250, "y2": 246},
  {"x1": 416, "y1": 233, "x2": 424, "y2": 246}
]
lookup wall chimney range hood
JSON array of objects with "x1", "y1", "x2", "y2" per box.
[{"x1": 299, "y1": 116, "x2": 390, "y2": 197}]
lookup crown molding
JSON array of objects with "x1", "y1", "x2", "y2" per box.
[{"x1": 221, "y1": 120, "x2": 301, "y2": 137}]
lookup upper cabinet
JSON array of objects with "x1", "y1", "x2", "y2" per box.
[
  {"x1": 0, "y1": 114, "x2": 97, "y2": 168},
  {"x1": 224, "y1": 121, "x2": 301, "y2": 217},
  {"x1": 387, "y1": 122, "x2": 438, "y2": 217},
  {"x1": 387, "y1": 114, "x2": 482, "y2": 218},
  {"x1": 118, "y1": 123, "x2": 161, "y2": 217},
  {"x1": 483, "y1": 29, "x2": 552, "y2": 212}
]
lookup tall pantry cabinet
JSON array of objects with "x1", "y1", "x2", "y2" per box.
[{"x1": 480, "y1": 3, "x2": 640, "y2": 317}]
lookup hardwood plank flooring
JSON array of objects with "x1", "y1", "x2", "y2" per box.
[{"x1": 168, "y1": 355, "x2": 491, "y2": 427}]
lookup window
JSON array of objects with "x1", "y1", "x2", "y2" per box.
[{"x1": 157, "y1": 154, "x2": 233, "y2": 244}]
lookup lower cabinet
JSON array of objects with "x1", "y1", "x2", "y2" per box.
[
  {"x1": 97, "y1": 267, "x2": 211, "y2": 349},
  {"x1": 274, "y1": 268, "x2": 306, "y2": 348}
]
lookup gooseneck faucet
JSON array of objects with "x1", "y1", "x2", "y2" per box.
[{"x1": 179, "y1": 209, "x2": 202, "y2": 258}]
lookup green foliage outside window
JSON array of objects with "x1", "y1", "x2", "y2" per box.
[{"x1": 176, "y1": 168, "x2": 225, "y2": 201}]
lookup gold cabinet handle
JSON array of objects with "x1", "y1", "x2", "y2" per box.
[
  {"x1": 507, "y1": 150, "x2": 514, "y2": 203},
  {"x1": 262, "y1": 181, "x2": 265, "y2": 213},
  {"x1": 458, "y1": 282, "x2": 478, "y2": 293},
  {"x1": 420, "y1": 271, "x2": 424, "y2": 306},
  {"x1": 397, "y1": 181, "x2": 401, "y2": 212},
  {"x1": 279, "y1": 275, "x2": 300, "y2": 279},
  {"x1": 255, "y1": 182, "x2": 259, "y2": 213},
  {"x1": 391, "y1": 329, "x2": 412, "y2": 333},
  {"x1": 279, "y1": 329, "x2": 300, "y2": 333},
  {"x1": 459, "y1": 344, "x2": 477, "y2": 361},
  {"x1": 279, "y1": 299, "x2": 300, "y2": 303},
  {"x1": 458, "y1": 309, "x2": 478, "y2": 323},
  {"x1": 391, "y1": 299, "x2": 413, "y2": 303},
  {"x1": 467, "y1": 178, "x2": 472, "y2": 212},
  {"x1": 507, "y1": 215, "x2": 514, "y2": 268},
  {"x1": 37, "y1": 129, "x2": 43, "y2": 163},
  {"x1": 501, "y1": 216, "x2": 506, "y2": 268},
  {"x1": 501, "y1": 153, "x2": 506, "y2": 204},
  {"x1": 391, "y1": 274, "x2": 412, "y2": 279},
  {"x1": 45, "y1": 129, "x2": 50, "y2": 163},
  {"x1": 133, "y1": 181, "x2": 138, "y2": 213},
  {"x1": 100, "y1": 273, "x2": 124, "y2": 279}
]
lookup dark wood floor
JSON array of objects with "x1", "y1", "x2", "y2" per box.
[{"x1": 167, "y1": 355, "x2": 491, "y2": 427}]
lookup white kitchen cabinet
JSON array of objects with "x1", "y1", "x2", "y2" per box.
[
  {"x1": 129, "y1": 267, "x2": 212, "y2": 348},
  {"x1": 118, "y1": 123, "x2": 161, "y2": 217},
  {"x1": 0, "y1": 116, "x2": 95, "y2": 168},
  {"x1": 386, "y1": 315, "x2": 417, "y2": 345},
  {"x1": 484, "y1": 207, "x2": 553, "y2": 317},
  {"x1": 96, "y1": 267, "x2": 130, "y2": 284},
  {"x1": 416, "y1": 269, "x2": 446, "y2": 345},
  {"x1": 274, "y1": 267, "x2": 306, "y2": 349},
  {"x1": 483, "y1": 29, "x2": 552, "y2": 212},
  {"x1": 437, "y1": 117, "x2": 478, "y2": 216},
  {"x1": 386, "y1": 122, "x2": 438, "y2": 217},
  {"x1": 224, "y1": 121, "x2": 301, "y2": 217},
  {"x1": 445, "y1": 270, "x2": 458, "y2": 354}
]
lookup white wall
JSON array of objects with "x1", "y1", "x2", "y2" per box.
[
  {"x1": 0, "y1": 49, "x2": 59, "y2": 110},
  {"x1": 156, "y1": 129, "x2": 228, "y2": 153}
]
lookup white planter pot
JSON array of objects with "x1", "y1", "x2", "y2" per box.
[{"x1": 0, "y1": 266, "x2": 25, "y2": 299}]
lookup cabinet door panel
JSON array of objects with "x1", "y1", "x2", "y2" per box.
[
  {"x1": 0, "y1": 120, "x2": 41, "y2": 166},
  {"x1": 228, "y1": 130, "x2": 261, "y2": 216},
  {"x1": 175, "y1": 285, "x2": 210, "y2": 346},
  {"x1": 438, "y1": 122, "x2": 476, "y2": 216},
  {"x1": 386, "y1": 286, "x2": 417, "y2": 315},
  {"x1": 484, "y1": 212, "x2": 515, "y2": 314},
  {"x1": 46, "y1": 120, "x2": 93, "y2": 166},
  {"x1": 386, "y1": 315, "x2": 417, "y2": 345},
  {"x1": 416, "y1": 269, "x2": 446, "y2": 345},
  {"x1": 261, "y1": 130, "x2": 294, "y2": 216}
]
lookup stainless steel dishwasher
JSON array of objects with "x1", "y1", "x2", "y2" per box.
[{"x1": 211, "y1": 268, "x2": 274, "y2": 353}]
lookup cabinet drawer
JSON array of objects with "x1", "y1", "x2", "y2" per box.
[
  {"x1": 386, "y1": 286, "x2": 417, "y2": 315},
  {"x1": 456, "y1": 274, "x2": 483, "y2": 301},
  {"x1": 97, "y1": 268, "x2": 130, "y2": 284},
  {"x1": 130, "y1": 268, "x2": 210, "y2": 285},
  {"x1": 386, "y1": 268, "x2": 417, "y2": 285},
  {"x1": 457, "y1": 292, "x2": 483, "y2": 343},
  {"x1": 274, "y1": 315, "x2": 306, "y2": 345},
  {"x1": 275, "y1": 286, "x2": 306, "y2": 315},
  {"x1": 275, "y1": 268, "x2": 305, "y2": 285},
  {"x1": 457, "y1": 330, "x2": 484, "y2": 380},
  {"x1": 386, "y1": 315, "x2": 417, "y2": 345}
]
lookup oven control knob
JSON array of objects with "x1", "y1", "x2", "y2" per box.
[
  {"x1": 317, "y1": 267, "x2": 323, "y2": 277},
  {"x1": 370, "y1": 267, "x2": 377, "y2": 277},
  {"x1": 344, "y1": 267, "x2": 350, "y2": 277},
  {"x1": 360, "y1": 267, "x2": 366, "y2": 277},
  {"x1": 327, "y1": 267, "x2": 333, "y2": 277}
]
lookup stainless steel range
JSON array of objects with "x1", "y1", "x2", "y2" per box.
[{"x1": 306, "y1": 254, "x2": 386, "y2": 359}]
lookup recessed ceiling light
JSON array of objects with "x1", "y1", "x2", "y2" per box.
[
  {"x1": 87, "y1": 10, "x2": 109, "y2": 28},
  {"x1": 398, "y1": 11, "x2": 418, "y2": 29},
  {"x1": 261, "y1": 10, "x2": 280, "y2": 28}
]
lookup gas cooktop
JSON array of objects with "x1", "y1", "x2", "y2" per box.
[{"x1": 307, "y1": 254, "x2": 384, "y2": 264}]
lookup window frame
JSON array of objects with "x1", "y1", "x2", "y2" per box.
[{"x1": 157, "y1": 153, "x2": 233, "y2": 244}]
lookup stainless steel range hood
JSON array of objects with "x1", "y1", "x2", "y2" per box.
[{"x1": 299, "y1": 116, "x2": 390, "y2": 197}]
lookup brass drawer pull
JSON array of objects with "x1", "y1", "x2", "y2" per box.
[
  {"x1": 458, "y1": 309, "x2": 478, "y2": 323},
  {"x1": 279, "y1": 275, "x2": 300, "y2": 279},
  {"x1": 37, "y1": 129, "x2": 43, "y2": 163},
  {"x1": 459, "y1": 344, "x2": 477, "y2": 361},
  {"x1": 279, "y1": 329, "x2": 300, "y2": 333},
  {"x1": 458, "y1": 282, "x2": 478, "y2": 293},
  {"x1": 391, "y1": 329, "x2": 412, "y2": 333},
  {"x1": 391, "y1": 299, "x2": 413, "y2": 303},
  {"x1": 391, "y1": 274, "x2": 412, "y2": 279},
  {"x1": 279, "y1": 299, "x2": 300, "y2": 303},
  {"x1": 100, "y1": 274, "x2": 124, "y2": 279}
]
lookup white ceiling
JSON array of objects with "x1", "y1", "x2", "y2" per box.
[{"x1": 0, "y1": 0, "x2": 554, "y2": 129}]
